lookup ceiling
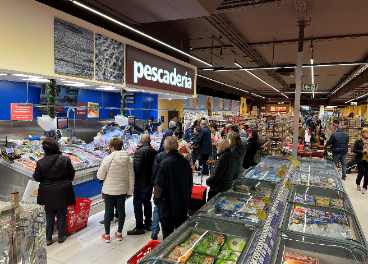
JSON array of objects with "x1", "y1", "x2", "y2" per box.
[{"x1": 37, "y1": 0, "x2": 368, "y2": 106}]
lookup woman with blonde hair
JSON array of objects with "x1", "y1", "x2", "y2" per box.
[
  {"x1": 353, "y1": 127, "x2": 368, "y2": 194},
  {"x1": 227, "y1": 132, "x2": 246, "y2": 180}
]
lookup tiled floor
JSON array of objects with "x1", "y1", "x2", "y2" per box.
[{"x1": 47, "y1": 172, "x2": 368, "y2": 263}]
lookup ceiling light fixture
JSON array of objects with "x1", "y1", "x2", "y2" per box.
[
  {"x1": 71, "y1": 1, "x2": 212, "y2": 67},
  {"x1": 332, "y1": 64, "x2": 368, "y2": 95},
  {"x1": 0, "y1": 73, "x2": 8, "y2": 76},
  {"x1": 311, "y1": 58, "x2": 315, "y2": 99},
  {"x1": 245, "y1": 70, "x2": 288, "y2": 98},
  {"x1": 234, "y1": 62, "x2": 243, "y2": 68},
  {"x1": 23, "y1": 78, "x2": 50, "y2": 82}
]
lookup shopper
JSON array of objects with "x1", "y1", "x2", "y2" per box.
[
  {"x1": 210, "y1": 123, "x2": 222, "y2": 141},
  {"x1": 227, "y1": 132, "x2": 246, "y2": 180},
  {"x1": 192, "y1": 120, "x2": 212, "y2": 176},
  {"x1": 173, "y1": 117, "x2": 182, "y2": 131},
  {"x1": 353, "y1": 128, "x2": 368, "y2": 193},
  {"x1": 245, "y1": 124, "x2": 252, "y2": 136},
  {"x1": 326, "y1": 126, "x2": 349, "y2": 180},
  {"x1": 191, "y1": 126, "x2": 201, "y2": 171},
  {"x1": 128, "y1": 134, "x2": 157, "y2": 236},
  {"x1": 311, "y1": 125, "x2": 325, "y2": 146},
  {"x1": 154, "y1": 137, "x2": 193, "y2": 239},
  {"x1": 298, "y1": 123, "x2": 305, "y2": 144},
  {"x1": 243, "y1": 131, "x2": 261, "y2": 169},
  {"x1": 206, "y1": 139, "x2": 236, "y2": 201},
  {"x1": 258, "y1": 127, "x2": 270, "y2": 148},
  {"x1": 183, "y1": 120, "x2": 194, "y2": 142},
  {"x1": 33, "y1": 137, "x2": 76, "y2": 246},
  {"x1": 159, "y1": 121, "x2": 177, "y2": 152},
  {"x1": 173, "y1": 130, "x2": 192, "y2": 160},
  {"x1": 144, "y1": 116, "x2": 162, "y2": 134},
  {"x1": 97, "y1": 137, "x2": 134, "y2": 242}
]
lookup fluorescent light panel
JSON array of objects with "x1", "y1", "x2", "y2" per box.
[
  {"x1": 234, "y1": 62, "x2": 243, "y2": 68},
  {"x1": 72, "y1": 1, "x2": 212, "y2": 67},
  {"x1": 245, "y1": 70, "x2": 288, "y2": 98}
]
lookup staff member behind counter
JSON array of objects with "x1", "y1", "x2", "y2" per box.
[{"x1": 144, "y1": 116, "x2": 162, "y2": 134}]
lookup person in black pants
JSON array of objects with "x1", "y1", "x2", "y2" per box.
[
  {"x1": 33, "y1": 137, "x2": 76, "y2": 246},
  {"x1": 243, "y1": 131, "x2": 260, "y2": 169},
  {"x1": 192, "y1": 120, "x2": 212, "y2": 176},
  {"x1": 353, "y1": 128, "x2": 368, "y2": 194}
]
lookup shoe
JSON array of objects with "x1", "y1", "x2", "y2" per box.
[
  {"x1": 47, "y1": 240, "x2": 52, "y2": 246},
  {"x1": 102, "y1": 234, "x2": 111, "y2": 243},
  {"x1": 127, "y1": 228, "x2": 145, "y2": 235},
  {"x1": 363, "y1": 188, "x2": 367, "y2": 195},
  {"x1": 357, "y1": 185, "x2": 361, "y2": 191},
  {"x1": 58, "y1": 236, "x2": 67, "y2": 244},
  {"x1": 144, "y1": 225, "x2": 151, "y2": 231},
  {"x1": 151, "y1": 234, "x2": 158, "y2": 240},
  {"x1": 99, "y1": 220, "x2": 105, "y2": 226},
  {"x1": 341, "y1": 177, "x2": 346, "y2": 181},
  {"x1": 115, "y1": 232, "x2": 123, "y2": 241}
]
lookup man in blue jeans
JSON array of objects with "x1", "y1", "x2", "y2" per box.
[
  {"x1": 128, "y1": 135, "x2": 157, "y2": 235},
  {"x1": 192, "y1": 120, "x2": 212, "y2": 176},
  {"x1": 326, "y1": 126, "x2": 349, "y2": 180}
]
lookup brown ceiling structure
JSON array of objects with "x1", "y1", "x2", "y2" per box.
[{"x1": 38, "y1": 0, "x2": 368, "y2": 106}]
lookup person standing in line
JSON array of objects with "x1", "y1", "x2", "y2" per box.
[
  {"x1": 173, "y1": 117, "x2": 182, "y2": 131},
  {"x1": 33, "y1": 137, "x2": 76, "y2": 246},
  {"x1": 258, "y1": 127, "x2": 270, "y2": 149},
  {"x1": 183, "y1": 120, "x2": 195, "y2": 142},
  {"x1": 353, "y1": 128, "x2": 368, "y2": 193},
  {"x1": 326, "y1": 126, "x2": 349, "y2": 180},
  {"x1": 128, "y1": 135, "x2": 157, "y2": 235},
  {"x1": 243, "y1": 131, "x2": 260, "y2": 169},
  {"x1": 206, "y1": 139, "x2": 236, "y2": 201},
  {"x1": 311, "y1": 125, "x2": 325, "y2": 146},
  {"x1": 159, "y1": 121, "x2": 177, "y2": 152},
  {"x1": 192, "y1": 120, "x2": 212, "y2": 176},
  {"x1": 298, "y1": 123, "x2": 306, "y2": 144},
  {"x1": 210, "y1": 123, "x2": 222, "y2": 158},
  {"x1": 97, "y1": 137, "x2": 134, "y2": 242},
  {"x1": 191, "y1": 126, "x2": 201, "y2": 171},
  {"x1": 173, "y1": 130, "x2": 192, "y2": 160},
  {"x1": 227, "y1": 132, "x2": 246, "y2": 180},
  {"x1": 154, "y1": 137, "x2": 193, "y2": 239}
]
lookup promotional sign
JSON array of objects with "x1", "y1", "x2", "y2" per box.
[
  {"x1": 75, "y1": 102, "x2": 87, "y2": 118},
  {"x1": 126, "y1": 45, "x2": 195, "y2": 95},
  {"x1": 206, "y1": 96, "x2": 213, "y2": 110},
  {"x1": 11, "y1": 103, "x2": 33, "y2": 120},
  {"x1": 350, "y1": 102, "x2": 358, "y2": 106},
  {"x1": 303, "y1": 84, "x2": 318, "y2": 91},
  {"x1": 88, "y1": 102, "x2": 99, "y2": 118},
  {"x1": 126, "y1": 92, "x2": 135, "y2": 104}
]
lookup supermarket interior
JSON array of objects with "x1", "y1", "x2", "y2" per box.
[{"x1": 2, "y1": 0, "x2": 368, "y2": 264}]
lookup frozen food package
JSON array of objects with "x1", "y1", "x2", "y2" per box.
[
  {"x1": 315, "y1": 196, "x2": 330, "y2": 207},
  {"x1": 195, "y1": 233, "x2": 226, "y2": 256},
  {"x1": 221, "y1": 237, "x2": 246, "y2": 252},
  {"x1": 217, "y1": 250, "x2": 232, "y2": 260},
  {"x1": 214, "y1": 260, "x2": 236, "y2": 264},
  {"x1": 227, "y1": 252, "x2": 240, "y2": 262},
  {"x1": 166, "y1": 246, "x2": 193, "y2": 263},
  {"x1": 283, "y1": 251, "x2": 319, "y2": 264},
  {"x1": 181, "y1": 233, "x2": 203, "y2": 248},
  {"x1": 330, "y1": 198, "x2": 343, "y2": 208},
  {"x1": 186, "y1": 253, "x2": 215, "y2": 264}
]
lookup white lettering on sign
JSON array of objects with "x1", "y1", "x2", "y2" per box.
[{"x1": 134, "y1": 61, "x2": 192, "y2": 89}]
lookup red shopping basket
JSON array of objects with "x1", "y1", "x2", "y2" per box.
[
  {"x1": 66, "y1": 198, "x2": 92, "y2": 234},
  {"x1": 128, "y1": 240, "x2": 161, "y2": 264}
]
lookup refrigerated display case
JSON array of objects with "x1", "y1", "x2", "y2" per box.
[
  {"x1": 256, "y1": 156, "x2": 290, "y2": 169},
  {"x1": 298, "y1": 159, "x2": 338, "y2": 176},
  {"x1": 195, "y1": 192, "x2": 267, "y2": 226},
  {"x1": 242, "y1": 166, "x2": 281, "y2": 182},
  {"x1": 143, "y1": 216, "x2": 257, "y2": 264},
  {"x1": 280, "y1": 202, "x2": 367, "y2": 248},
  {"x1": 293, "y1": 171, "x2": 345, "y2": 192},
  {"x1": 270, "y1": 230, "x2": 368, "y2": 264},
  {"x1": 232, "y1": 178, "x2": 278, "y2": 200}
]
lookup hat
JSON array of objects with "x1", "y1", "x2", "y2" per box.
[{"x1": 149, "y1": 116, "x2": 154, "y2": 121}]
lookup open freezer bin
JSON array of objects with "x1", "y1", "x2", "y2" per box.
[
  {"x1": 232, "y1": 178, "x2": 278, "y2": 200},
  {"x1": 196, "y1": 192, "x2": 267, "y2": 226},
  {"x1": 270, "y1": 230, "x2": 368, "y2": 264},
  {"x1": 242, "y1": 166, "x2": 281, "y2": 182},
  {"x1": 298, "y1": 160, "x2": 338, "y2": 176},
  {"x1": 256, "y1": 156, "x2": 290, "y2": 169},
  {"x1": 293, "y1": 171, "x2": 345, "y2": 192},
  {"x1": 142, "y1": 216, "x2": 256, "y2": 264},
  {"x1": 288, "y1": 184, "x2": 353, "y2": 213},
  {"x1": 280, "y1": 202, "x2": 367, "y2": 248}
]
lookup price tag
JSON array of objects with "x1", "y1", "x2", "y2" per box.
[
  {"x1": 278, "y1": 151, "x2": 281, "y2": 156},
  {"x1": 21, "y1": 155, "x2": 29, "y2": 159},
  {"x1": 262, "y1": 196, "x2": 271, "y2": 205},
  {"x1": 31, "y1": 145, "x2": 35, "y2": 150},
  {"x1": 39, "y1": 147, "x2": 44, "y2": 154},
  {"x1": 292, "y1": 160, "x2": 299, "y2": 168},
  {"x1": 276, "y1": 170, "x2": 284, "y2": 178},
  {"x1": 280, "y1": 165, "x2": 288, "y2": 172},
  {"x1": 31, "y1": 153, "x2": 39, "y2": 161},
  {"x1": 5, "y1": 148, "x2": 14, "y2": 154},
  {"x1": 285, "y1": 181, "x2": 292, "y2": 188},
  {"x1": 288, "y1": 156, "x2": 293, "y2": 162},
  {"x1": 82, "y1": 143, "x2": 87, "y2": 148},
  {"x1": 256, "y1": 209, "x2": 266, "y2": 221}
]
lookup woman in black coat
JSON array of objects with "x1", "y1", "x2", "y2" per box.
[
  {"x1": 33, "y1": 137, "x2": 76, "y2": 246},
  {"x1": 353, "y1": 128, "x2": 368, "y2": 194},
  {"x1": 311, "y1": 125, "x2": 325, "y2": 146},
  {"x1": 243, "y1": 131, "x2": 260, "y2": 169}
]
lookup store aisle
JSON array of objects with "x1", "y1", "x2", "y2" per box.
[{"x1": 47, "y1": 173, "x2": 207, "y2": 264}]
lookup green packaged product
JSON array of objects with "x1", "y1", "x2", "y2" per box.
[
  {"x1": 186, "y1": 253, "x2": 215, "y2": 264},
  {"x1": 195, "y1": 233, "x2": 226, "y2": 257},
  {"x1": 181, "y1": 233, "x2": 202, "y2": 248},
  {"x1": 214, "y1": 260, "x2": 236, "y2": 264},
  {"x1": 217, "y1": 250, "x2": 232, "y2": 260},
  {"x1": 222, "y1": 237, "x2": 246, "y2": 252},
  {"x1": 228, "y1": 252, "x2": 240, "y2": 262}
]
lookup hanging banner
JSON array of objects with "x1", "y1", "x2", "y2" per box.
[
  {"x1": 206, "y1": 96, "x2": 213, "y2": 110},
  {"x1": 11, "y1": 103, "x2": 33, "y2": 120}
]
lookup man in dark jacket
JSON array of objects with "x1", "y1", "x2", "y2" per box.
[
  {"x1": 183, "y1": 120, "x2": 194, "y2": 142},
  {"x1": 144, "y1": 116, "x2": 162, "y2": 134},
  {"x1": 154, "y1": 137, "x2": 193, "y2": 239},
  {"x1": 159, "y1": 121, "x2": 176, "y2": 152},
  {"x1": 193, "y1": 120, "x2": 212, "y2": 175},
  {"x1": 128, "y1": 134, "x2": 157, "y2": 235},
  {"x1": 326, "y1": 127, "x2": 349, "y2": 180},
  {"x1": 206, "y1": 139, "x2": 236, "y2": 201},
  {"x1": 173, "y1": 117, "x2": 182, "y2": 131}
]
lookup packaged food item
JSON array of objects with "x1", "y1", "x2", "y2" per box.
[
  {"x1": 186, "y1": 253, "x2": 215, "y2": 264},
  {"x1": 181, "y1": 233, "x2": 202, "y2": 248},
  {"x1": 217, "y1": 250, "x2": 232, "y2": 260},
  {"x1": 283, "y1": 251, "x2": 319, "y2": 264},
  {"x1": 330, "y1": 198, "x2": 343, "y2": 209},
  {"x1": 304, "y1": 195, "x2": 316, "y2": 205},
  {"x1": 166, "y1": 246, "x2": 193, "y2": 263},
  {"x1": 214, "y1": 260, "x2": 236, "y2": 264},
  {"x1": 315, "y1": 196, "x2": 330, "y2": 207},
  {"x1": 221, "y1": 237, "x2": 246, "y2": 252},
  {"x1": 228, "y1": 252, "x2": 240, "y2": 262},
  {"x1": 195, "y1": 233, "x2": 225, "y2": 256}
]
